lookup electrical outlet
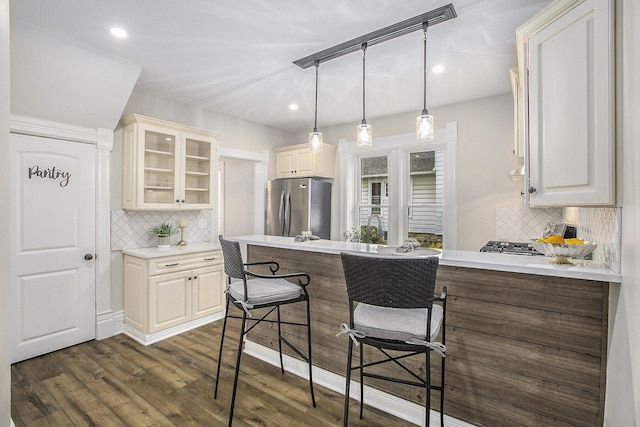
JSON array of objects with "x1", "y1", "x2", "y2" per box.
[{"x1": 198, "y1": 219, "x2": 208, "y2": 229}]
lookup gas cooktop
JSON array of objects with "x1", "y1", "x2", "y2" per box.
[{"x1": 480, "y1": 241, "x2": 545, "y2": 256}]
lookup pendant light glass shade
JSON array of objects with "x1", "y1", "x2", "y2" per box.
[
  {"x1": 416, "y1": 111, "x2": 434, "y2": 141},
  {"x1": 356, "y1": 44, "x2": 372, "y2": 147},
  {"x1": 309, "y1": 131, "x2": 323, "y2": 152},
  {"x1": 357, "y1": 122, "x2": 372, "y2": 147},
  {"x1": 309, "y1": 61, "x2": 324, "y2": 152},
  {"x1": 417, "y1": 24, "x2": 434, "y2": 141}
]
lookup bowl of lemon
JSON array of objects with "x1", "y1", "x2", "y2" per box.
[{"x1": 530, "y1": 235, "x2": 597, "y2": 265}]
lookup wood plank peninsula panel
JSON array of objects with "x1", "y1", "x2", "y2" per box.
[{"x1": 246, "y1": 245, "x2": 608, "y2": 427}]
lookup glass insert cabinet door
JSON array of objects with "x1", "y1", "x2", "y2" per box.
[
  {"x1": 143, "y1": 130, "x2": 178, "y2": 205},
  {"x1": 122, "y1": 114, "x2": 218, "y2": 211},
  {"x1": 182, "y1": 136, "x2": 211, "y2": 205}
]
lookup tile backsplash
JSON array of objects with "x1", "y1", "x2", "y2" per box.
[
  {"x1": 111, "y1": 210, "x2": 211, "y2": 251},
  {"x1": 571, "y1": 207, "x2": 621, "y2": 273},
  {"x1": 496, "y1": 206, "x2": 621, "y2": 273},
  {"x1": 496, "y1": 207, "x2": 562, "y2": 242}
]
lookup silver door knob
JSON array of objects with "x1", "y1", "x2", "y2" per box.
[{"x1": 84, "y1": 253, "x2": 94, "y2": 261}]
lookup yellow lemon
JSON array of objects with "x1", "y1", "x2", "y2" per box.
[
  {"x1": 565, "y1": 238, "x2": 585, "y2": 245},
  {"x1": 543, "y1": 235, "x2": 565, "y2": 244}
]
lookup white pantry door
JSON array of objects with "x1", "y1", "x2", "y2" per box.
[{"x1": 10, "y1": 133, "x2": 96, "y2": 363}]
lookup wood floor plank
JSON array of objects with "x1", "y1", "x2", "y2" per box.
[
  {"x1": 12, "y1": 320, "x2": 423, "y2": 426},
  {"x1": 10, "y1": 363, "x2": 61, "y2": 424},
  {"x1": 41, "y1": 371, "x2": 126, "y2": 426}
]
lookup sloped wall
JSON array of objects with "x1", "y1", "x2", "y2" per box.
[{"x1": 10, "y1": 19, "x2": 141, "y2": 130}]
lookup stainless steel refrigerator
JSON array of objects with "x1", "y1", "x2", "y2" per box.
[{"x1": 265, "y1": 178, "x2": 332, "y2": 239}]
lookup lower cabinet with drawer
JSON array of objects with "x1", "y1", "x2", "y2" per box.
[{"x1": 123, "y1": 246, "x2": 225, "y2": 345}]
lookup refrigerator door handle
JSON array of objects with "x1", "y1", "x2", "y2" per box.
[
  {"x1": 284, "y1": 192, "x2": 292, "y2": 236},
  {"x1": 279, "y1": 190, "x2": 286, "y2": 236}
]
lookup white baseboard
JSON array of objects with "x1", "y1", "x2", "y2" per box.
[
  {"x1": 244, "y1": 340, "x2": 474, "y2": 427},
  {"x1": 122, "y1": 311, "x2": 226, "y2": 346},
  {"x1": 96, "y1": 310, "x2": 115, "y2": 340}
]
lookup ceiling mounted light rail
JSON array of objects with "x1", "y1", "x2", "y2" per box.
[
  {"x1": 294, "y1": 3, "x2": 456, "y2": 150},
  {"x1": 293, "y1": 4, "x2": 456, "y2": 69}
]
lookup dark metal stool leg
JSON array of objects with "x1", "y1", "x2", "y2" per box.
[
  {"x1": 214, "y1": 298, "x2": 231, "y2": 399},
  {"x1": 359, "y1": 344, "x2": 364, "y2": 419},
  {"x1": 440, "y1": 352, "x2": 446, "y2": 427},
  {"x1": 277, "y1": 305, "x2": 284, "y2": 373},
  {"x1": 426, "y1": 350, "x2": 432, "y2": 427},
  {"x1": 228, "y1": 311, "x2": 247, "y2": 427},
  {"x1": 343, "y1": 338, "x2": 354, "y2": 427},
  {"x1": 306, "y1": 298, "x2": 316, "y2": 407}
]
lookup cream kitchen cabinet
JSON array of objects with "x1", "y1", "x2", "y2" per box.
[
  {"x1": 122, "y1": 114, "x2": 218, "y2": 211},
  {"x1": 274, "y1": 143, "x2": 335, "y2": 179},
  {"x1": 123, "y1": 244, "x2": 225, "y2": 345},
  {"x1": 517, "y1": 0, "x2": 615, "y2": 207}
]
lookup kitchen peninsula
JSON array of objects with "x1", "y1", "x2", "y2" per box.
[{"x1": 231, "y1": 235, "x2": 619, "y2": 427}]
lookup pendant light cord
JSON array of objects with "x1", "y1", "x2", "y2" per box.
[
  {"x1": 422, "y1": 23, "x2": 429, "y2": 115},
  {"x1": 313, "y1": 60, "x2": 319, "y2": 132},
  {"x1": 361, "y1": 43, "x2": 368, "y2": 124}
]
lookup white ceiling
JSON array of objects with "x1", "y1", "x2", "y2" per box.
[{"x1": 11, "y1": 0, "x2": 552, "y2": 133}]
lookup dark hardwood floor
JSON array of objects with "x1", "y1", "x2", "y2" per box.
[{"x1": 11, "y1": 319, "x2": 414, "y2": 426}]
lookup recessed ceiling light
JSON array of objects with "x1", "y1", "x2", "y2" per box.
[
  {"x1": 289, "y1": 104, "x2": 299, "y2": 111},
  {"x1": 432, "y1": 64, "x2": 445, "y2": 74},
  {"x1": 110, "y1": 27, "x2": 128, "y2": 39}
]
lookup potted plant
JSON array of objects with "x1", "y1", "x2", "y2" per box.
[{"x1": 149, "y1": 221, "x2": 178, "y2": 249}]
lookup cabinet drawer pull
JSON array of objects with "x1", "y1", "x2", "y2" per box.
[
  {"x1": 204, "y1": 257, "x2": 216, "y2": 261},
  {"x1": 165, "y1": 262, "x2": 180, "y2": 267}
]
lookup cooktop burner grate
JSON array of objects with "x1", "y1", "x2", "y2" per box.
[{"x1": 480, "y1": 241, "x2": 545, "y2": 256}]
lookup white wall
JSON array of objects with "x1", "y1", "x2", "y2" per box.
[
  {"x1": 294, "y1": 93, "x2": 522, "y2": 250},
  {"x1": 10, "y1": 18, "x2": 141, "y2": 130},
  {"x1": 0, "y1": 0, "x2": 10, "y2": 425},
  {"x1": 221, "y1": 158, "x2": 257, "y2": 237},
  {"x1": 605, "y1": 0, "x2": 640, "y2": 424}
]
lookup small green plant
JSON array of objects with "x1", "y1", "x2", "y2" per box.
[
  {"x1": 344, "y1": 226, "x2": 382, "y2": 244},
  {"x1": 149, "y1": 221, "x2": 178, "y2": 238},
  {"x1": 344, "y1": 227, "x2": 361, "y2": 242}
]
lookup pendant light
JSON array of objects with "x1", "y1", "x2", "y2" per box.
[
  {"x1": 416, "y1": 23, "x2": 434, "y2": 141},
  {"x1": 356, "y1": 43, "x2": 372, "y2": 147},
  {"x1": 309, "y1": 60, "x2": 324, "y2": 153}
]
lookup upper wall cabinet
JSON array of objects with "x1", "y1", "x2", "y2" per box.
[
  {"x1": 517, "y1": 0, "x2": 615, "y2": 207},
  {"x1": 122, "y1": 114, "x2": 218, "y2": 211},
  {"x1": 274, "y1": 143, "x2": 336, "y2": 179}
]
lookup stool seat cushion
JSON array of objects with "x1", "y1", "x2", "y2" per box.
[
  {"x1": 228, "y1": 278, "x2": 302, "y2": 306},
  {"x1": 354, "y1": 303, "x2": 443, "y2": 342}
]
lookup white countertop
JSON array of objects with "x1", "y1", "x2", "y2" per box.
[
  {"x1": 230, "y1": 235, "x2": 621, "y2": 283},
  {"x1": 122, "y1": 241, "x2": 220, "y2": 259}
]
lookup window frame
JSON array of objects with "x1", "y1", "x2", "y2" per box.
[{"x1": 339, "y1": 122, "x2": 457, "y2": 248}]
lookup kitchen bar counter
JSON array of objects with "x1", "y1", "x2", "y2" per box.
[
  {"x1": 231, "y1": 235, "x2": 620, "y2": 283},
  {"x1": 232, "y1": 235, "x2": 611, "y2": 426}
]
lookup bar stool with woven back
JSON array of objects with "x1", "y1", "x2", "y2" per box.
[
  {"x1": 215, "y1": 236, "x2": 316, "y2": 426},
  {"x1": 338, "y1": 251, "x2": 447, "y2": 427}
]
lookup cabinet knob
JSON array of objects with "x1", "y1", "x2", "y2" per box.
[
  {"x1": 181, "y1": 199, "x2": 185, "y2": 203},
  {"x1": 84, "y1": 253, "x2": 94, "y2": 261},
  {"x1": 176, "y1": 199, "x2": 180, "y2": 203},
  {"x1": 193, "y1": 275, "x2": 198, "y2": 280},
  {"x1": 188, "y1": 276, "x2": 192, "y2": 280},
  {"x1": 528, "y1": 186, "x2": 537, "y2": 194}
]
